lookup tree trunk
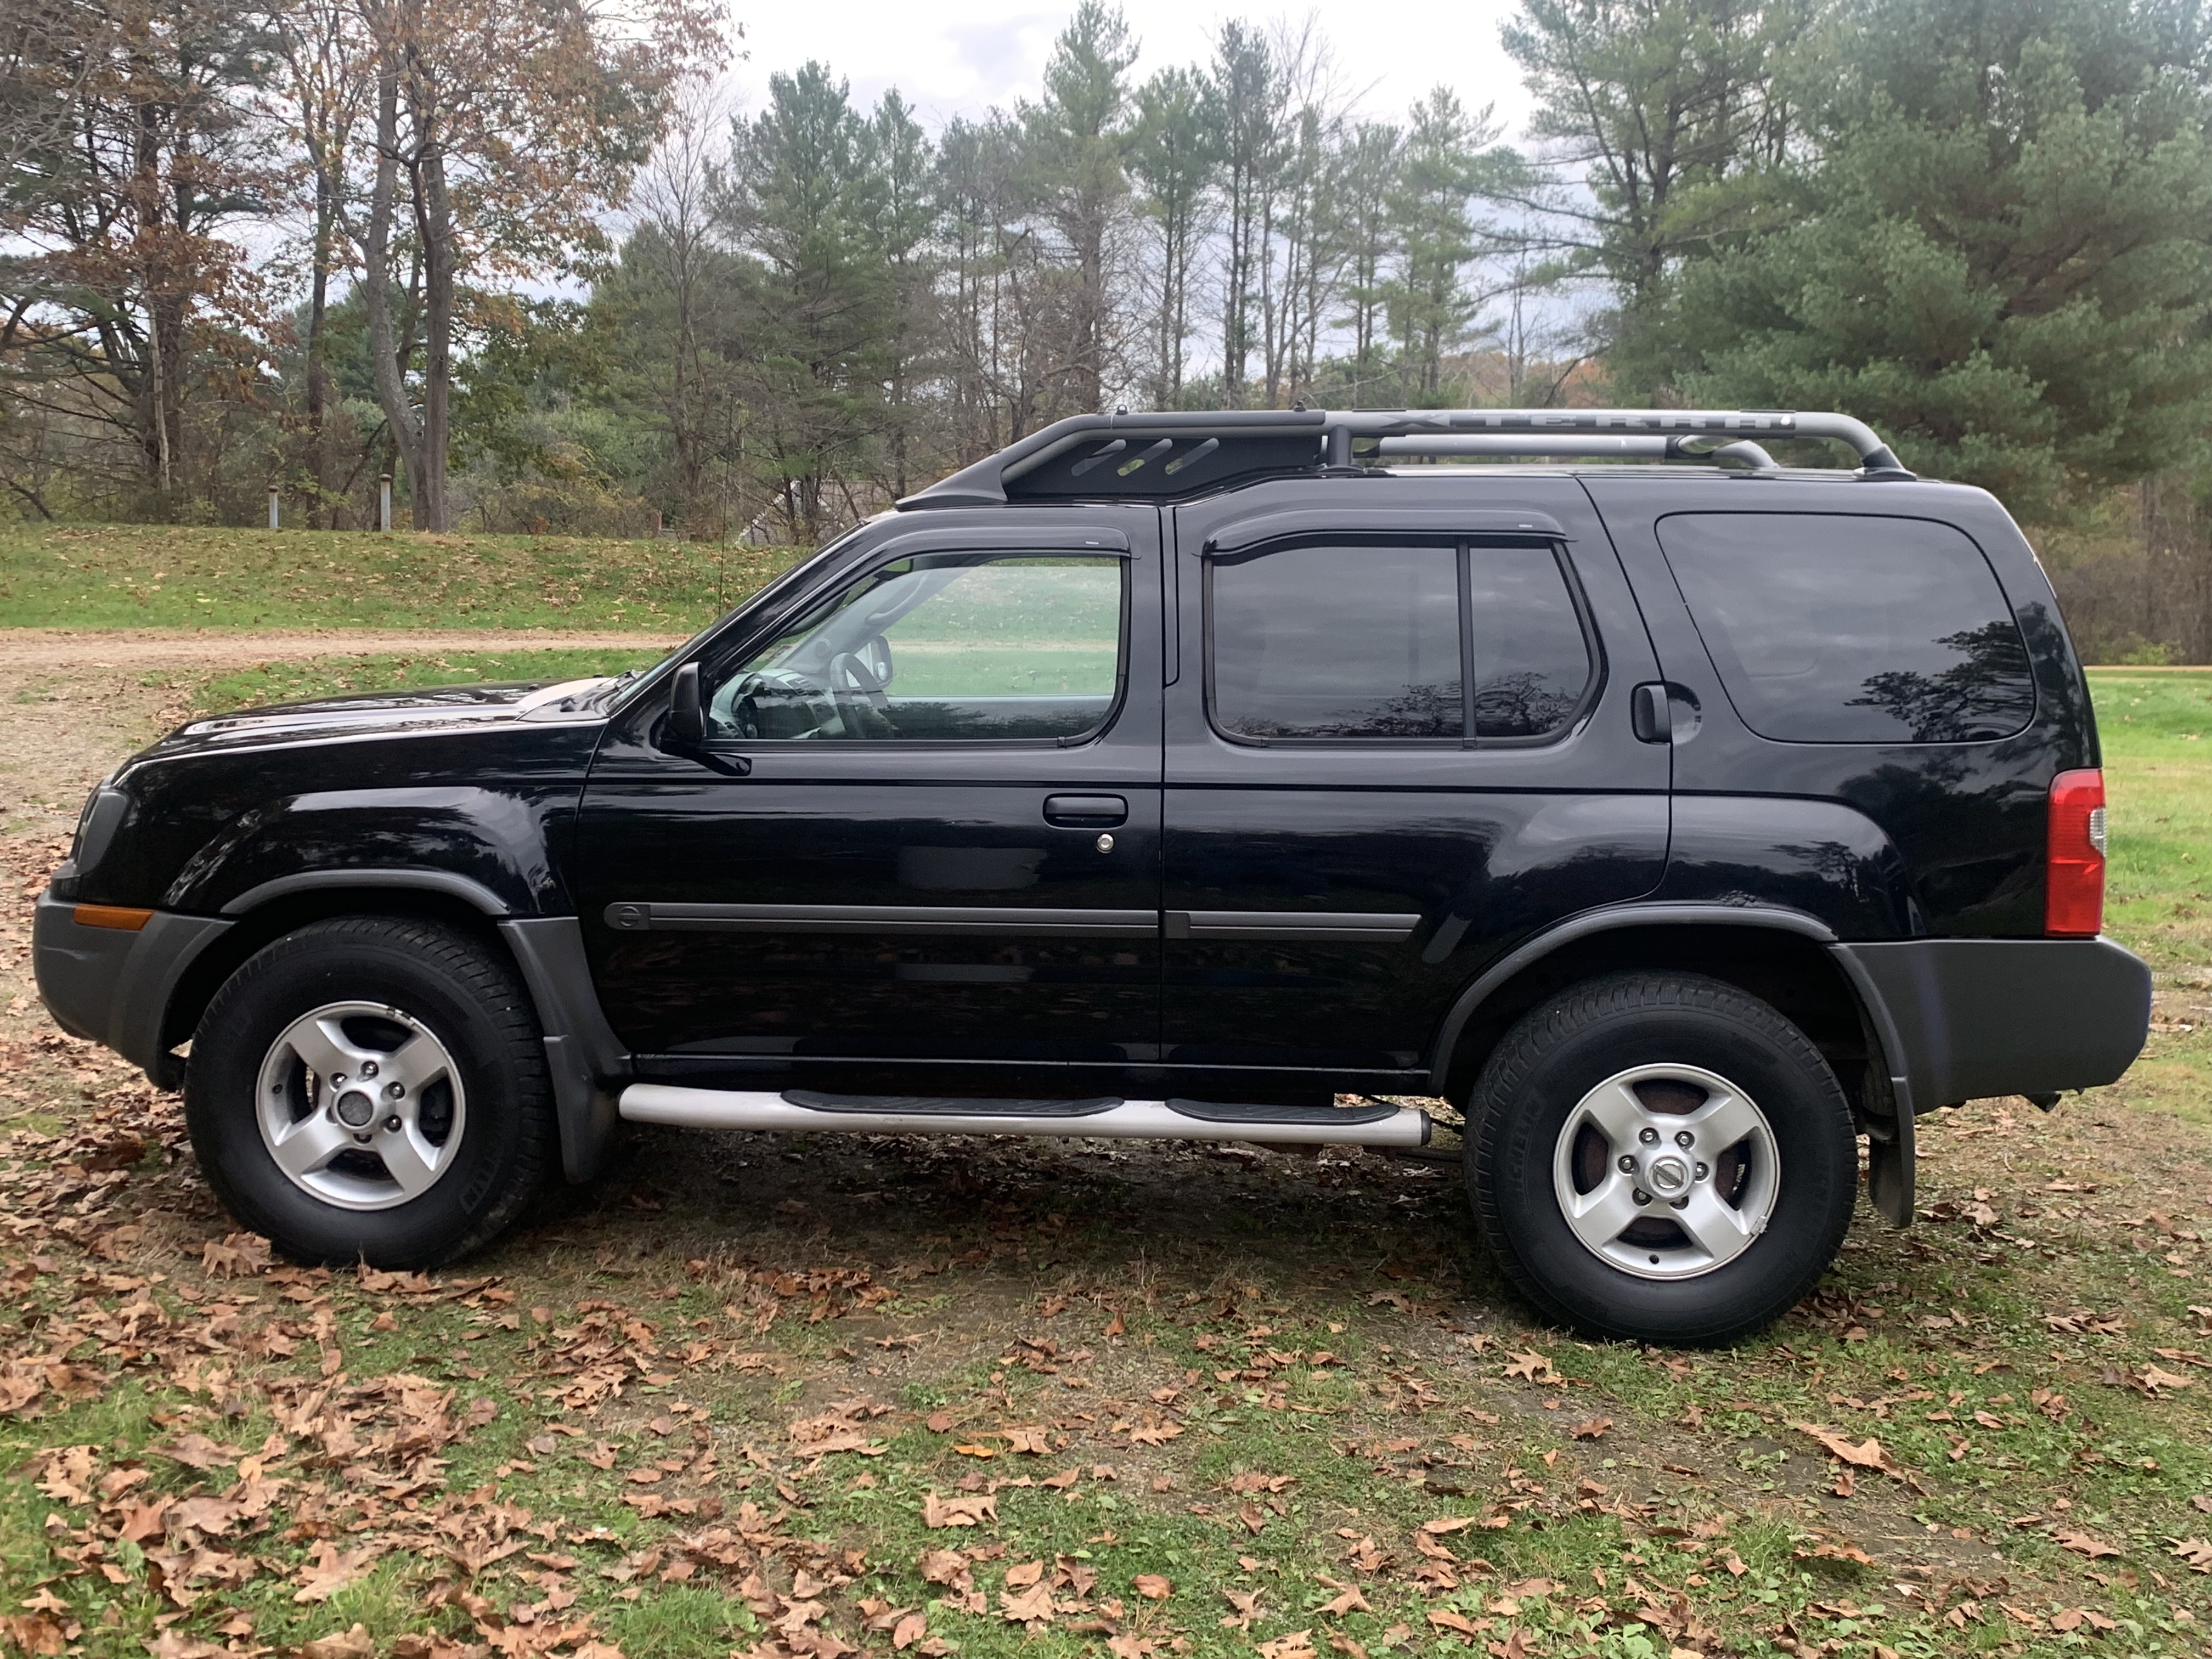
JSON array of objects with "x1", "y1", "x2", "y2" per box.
[
  {"x1": 307, "y1": 165, "x2": 334, "y2": 524},
  {"x1": 361, "y1": 50, "x2": 426, "y2": 529},
  {"x1": 415, "y1": 146, "x2": 454, "y2": 531}
]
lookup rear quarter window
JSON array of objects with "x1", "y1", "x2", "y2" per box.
[{"x1": 1656, "y1": 512, "x2": 2035, "y2": 743}]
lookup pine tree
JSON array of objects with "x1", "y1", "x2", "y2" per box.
[
  {"x1": 1128, "y1": 65, "x2": 1218, "y2": 409},
  {"x1": 1678, "y1": 0, "x2": 2212, "y2": 506}
]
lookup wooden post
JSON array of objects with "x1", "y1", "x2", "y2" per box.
[
  {"x1": 378, "y1": 472, "x2": 393, "y2": 533},
  {"x1": 268, "y1": 486, "x2": 280, "y2": 529}
]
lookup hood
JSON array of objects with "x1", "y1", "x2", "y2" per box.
[{"x1": 145, "y1": 676, "x2": 617, "y2": 757}]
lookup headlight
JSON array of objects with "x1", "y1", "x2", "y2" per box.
[{"x1": 71, "y1": 781, "x2": 131, "y2": 876}]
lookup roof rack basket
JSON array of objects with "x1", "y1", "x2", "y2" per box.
[{"x1": 900, "y1": 408, "x2": 1914, "y2": 509}]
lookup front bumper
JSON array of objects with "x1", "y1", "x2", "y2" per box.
[
  {"x1": 1835, "y1": 934, "x2": 2153, "y2": 1111},
  {"x1": 32, "y1": 891, "x2": 232, "y2": 1076}
]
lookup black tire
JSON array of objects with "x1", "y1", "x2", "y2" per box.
[
  {"x1": 1465, "y1": 972, "x2": 1857, "y2": 1345},
  {"x1": 184, "y1": 917, "x2": 552, "y2": 1269}
]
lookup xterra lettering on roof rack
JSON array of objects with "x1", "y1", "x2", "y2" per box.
[{"x1": 899, "y1": 407, "x2": 1914, "y2": 509}]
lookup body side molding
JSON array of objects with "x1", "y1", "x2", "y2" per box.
[
  {"x1": 603, "y1": 901, "x2": 1158, "y2": 938},
  {"x1": 1165, "y1": 910, "x2": 1421, "y2": 943}
]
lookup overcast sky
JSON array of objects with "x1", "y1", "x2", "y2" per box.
[{"x1": 720, "y1": 2, "x2": 1538, "y2": 140}]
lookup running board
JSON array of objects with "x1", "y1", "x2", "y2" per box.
[{"x1": 617, "y1": 1086, "x2": 1431, "y2": 1147}]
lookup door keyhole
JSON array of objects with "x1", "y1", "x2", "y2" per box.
[{"x1": 1096, "y1": 833, "x2": 1115, "y2": 854}]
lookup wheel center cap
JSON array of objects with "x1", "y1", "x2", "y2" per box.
[
  {"x1": 334, "y1": 1089, "x2": 376, "y2": 1128},
  {"x1": 1647, "y1": 1154, "x2": 1690, "y2": 1194}
]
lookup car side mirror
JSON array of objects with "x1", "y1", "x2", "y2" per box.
[{"x1": 666, "y1": 662, "x2": 706, "y2": 748}]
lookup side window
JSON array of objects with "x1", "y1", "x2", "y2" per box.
[
  {"x1": 1211, "y1": 545, "x2": 1463, "y2": 738},
  {"x1": 1207, "y1": 541, "x2": 1594, "y2": 743},
  {"x1": 1468, "y1": 546, "x2": 1593, "y2": 738},
  {"x1": 1656, "y1": 513, "x2": 2035, "y2": 743},
  {"x1": 708, "y1": 553, "x2": 1125, "y2": 742}
]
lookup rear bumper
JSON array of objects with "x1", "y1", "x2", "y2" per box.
[
  {"x1": 32, "y1": 891, "x2": 232, "y2": 1075},
  {"x1": 1834, "y1": 935, "x2": 2152, "y2": 1111}
]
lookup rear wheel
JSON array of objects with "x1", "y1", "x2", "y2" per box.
[
  {"x1": 185, "y1": 917, "x2": 552, "y2": 1268},
  {"x1": 1465, "y1": 972, "x2": 1856, "y2": 1344}
]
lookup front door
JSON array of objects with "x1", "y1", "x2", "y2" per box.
[
  {"x1": 1162, "y1": 478, "x2": 1671, "y2": 1089},
  {"x1": 575, "y1": 506, "x2": 1164, "y2": 1091}
]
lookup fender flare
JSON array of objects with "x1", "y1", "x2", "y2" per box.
[
  {"x1": 1425, "y1": 901, "x2": 1916, "y2": 1226},
  {"x1": 218, "y1": 867, "x2": 512, "y2": 917}
]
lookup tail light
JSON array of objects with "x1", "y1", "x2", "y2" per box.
[{"x1": 2046, "y1": 769, "x2": 2107, "y2": 936}]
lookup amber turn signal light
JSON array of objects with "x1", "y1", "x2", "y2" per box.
[{"x1": 72, "y1": 904, "x2": 153, "y2": 932}]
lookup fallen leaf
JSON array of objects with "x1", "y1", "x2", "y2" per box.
[
  {"x1": 922, "y1": 1491, "x2": 995, "y2": 1529},
  {"x1": 918, "y1": 1550, "x2": 972, "y2": 1589},
  {"x1": 1502, "y1": 1351, "x2": 1556, "y2": 1384},
  {"x1": 1426, "y1": 1609, "x2": 1482, "y2": 1641},
  {"x1": 998, "y1": 1580, "x2": 1055, "y2": 1625},
  {"x1": 202, "y1": 1233, "x2": 271, "y2": 1278},
  {"x1": 1570, "y1": 1417, "x2": 1612, "y2": 1440},
  {"x1": 1791, "y1": 1422, "x2": 1900, "y2": 1474},
  {"x1": 1, "y1": 1616, "x2": 64, "y2": 1657},
  {"x1": 300, "y1": 1626, "x2": 375, "y2": 1659},
  {"x1": 2169, "y1": 1537, "x2": 2212, "y2": 1573},
  {"x1": 2052, "y1": 1607, "x2": 2119, "y2": 1632},
  {"x1": 1133, "y1": 1575, "x2": 1172, "y2": 1600},
  {"x1": 2055, "y1": 1529, "x2": 2123, "y2": 1560},
  {"x1": 292, "y1": 1542, "x2": 381, "y2": 1602}
]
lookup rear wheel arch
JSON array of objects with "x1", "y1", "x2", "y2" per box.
[{"x1": 1430, "y1": 910, "x2": 1884, "y2": 1115}]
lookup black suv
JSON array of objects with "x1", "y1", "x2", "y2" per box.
[{"x1": 34, "y1": 408, "x2": 2153, "y2": 1344}]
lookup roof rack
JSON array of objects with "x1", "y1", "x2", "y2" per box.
[{"x1": 899, "y1": 408, "x2": 1915, "y2": 509}]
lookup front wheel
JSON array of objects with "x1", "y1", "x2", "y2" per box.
[
  {"x1": 185, "y1": 917, "x2": 552, "y2": 1268},
  {"x1": 1465, "y1": 972, "x2": 1857, "y2": 1345}
]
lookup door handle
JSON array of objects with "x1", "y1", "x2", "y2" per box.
[
  {"x1": 1043, "y1": 794, "x2": 1127, "y2": 827},
  {"x1": 1631, "y1": 682, "x2": 1672, "y2": 744},
  {"x1": 1632, "y1": 681, "x2": 1700, "y2": 744}
]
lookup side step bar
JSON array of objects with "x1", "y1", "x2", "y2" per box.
[{"x1": 618, "y1": 1086, "x2": 1431, "y2": 1147}]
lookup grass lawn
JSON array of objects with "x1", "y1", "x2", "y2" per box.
[
  {"x1": 0, "y1": 560, "x2": 2208, "y2": 1655},
  {"x1": 187, "y1": 648, "x2": 675, "y2": 716},
  {"x1": 0, "y1": 521, "x2": 800, "y2": 632}
]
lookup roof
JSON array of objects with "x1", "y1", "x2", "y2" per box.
[{"x1": 898, "y1": 408, "x2": 1914, "y2": 509}]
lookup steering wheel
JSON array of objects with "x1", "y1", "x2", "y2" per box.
[
  {"x1": 721, "y1": 667, "x2": 833, "y2": 739},
  {"x1": 827, "y1": 651, "x2": 895, "y2": 735}
]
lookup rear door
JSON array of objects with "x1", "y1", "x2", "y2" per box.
[
  {"x1": 575, "y1": 506, "x2": 1164, "y2": 1087},
  {"x1": 1161, "y1": 477, "x2": 1670, "y2": 1086}
]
